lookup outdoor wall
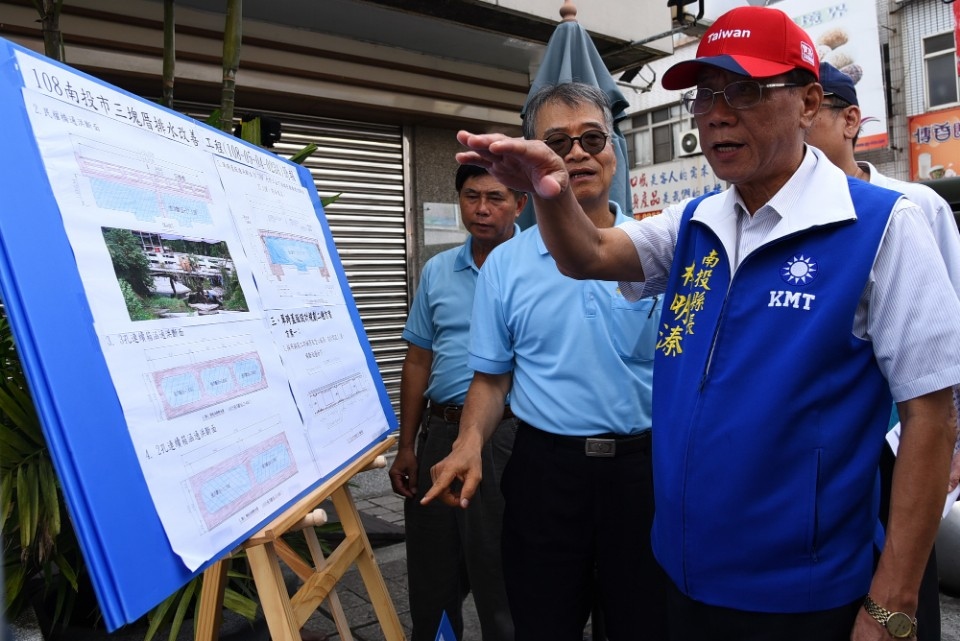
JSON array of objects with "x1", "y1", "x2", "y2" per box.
[
  {"x1": 405, "y1": 120, "x2": 526, "y2": 297},
  {"x1": 407, "y1": 126, "x2": 468, "y2": 297},
  {"x1": 899, "y1": 0, "x2": 957, "y2": 118},
  {"x1": 0, "y1": 0, "x2": 530, "y2": 130},
  {"x1": 491, "y1": 0, "x2": 673, "y2": 47}
]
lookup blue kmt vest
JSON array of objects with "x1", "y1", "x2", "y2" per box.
[{"x1": 651, "y1": 178, "x2": 902, "y2": 612}]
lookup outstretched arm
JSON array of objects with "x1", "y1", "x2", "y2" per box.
[
  {"x1": 456, "y1": 130, "x2": 643, "y2": 282},
  {"x1": 420, "y1": 370, "x2": 512, "y2": 509}
]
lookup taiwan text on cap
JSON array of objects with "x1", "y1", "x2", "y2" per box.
[{"x1": 662, "y1": 6, "x2": 819, "y2": 90}]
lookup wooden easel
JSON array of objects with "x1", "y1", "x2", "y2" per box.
[{"x1": 195, "y1": 436, "x2": 405, "y2": 641}]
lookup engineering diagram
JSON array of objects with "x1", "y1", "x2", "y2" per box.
[
  {"x1": 74, "y1": 136, "x2": 213, "y2": 227},
  {"x1": 261, "y1": 230, "x2": 330, "y2": 281},
  {"x1": 187, "y1": 432, "x2": 298, "y2": 530},
  {"x1": 152, "y1": 351, "x2": 268, "y2": 420}
]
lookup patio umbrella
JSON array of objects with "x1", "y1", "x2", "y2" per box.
[{"x1": 519, "y1": 1, "x2": 632, "y2": 228}]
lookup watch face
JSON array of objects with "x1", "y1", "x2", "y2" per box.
[{"x1": 887, "y1": 612, "x2": 914, "y2": 638}]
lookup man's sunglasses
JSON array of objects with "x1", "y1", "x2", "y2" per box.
[{"x1": 543, "y1": 130, "x2": 609, "y2": 156}]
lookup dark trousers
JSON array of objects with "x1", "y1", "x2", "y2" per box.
[
  {"x1": 879, "y1": 443, "x2": 941, "y2": 641},
  {"x1": 500, "y1": 423, "x2": 667, "y2": 641},
  {"x1": 404, "y1": 414, "x2": 516, "y2": 641},
  {"x1": 665, "y1": 579, "x2": 861, "y2": 641}
]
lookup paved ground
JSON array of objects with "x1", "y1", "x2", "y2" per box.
[
  {"x1": 295, "y1": 454, "x2": 481, "y2": 641},
  {"x1": 10, "y1": 447, "x2": 960, "y2": 640},
  {"x1": 946, "y1": 594, "x2": 960, "y2": 641},
  {"x1": 8, "y1": 450, "x2": 472, "y2": 641}
]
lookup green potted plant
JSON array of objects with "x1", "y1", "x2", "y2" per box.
[{"x1": 0, "y1": 308, "x2": 86, "y2": 636}]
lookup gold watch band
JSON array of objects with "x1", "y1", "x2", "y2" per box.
[{"x1": 863, "y1": 595, "x2": 917, "y2": 639}]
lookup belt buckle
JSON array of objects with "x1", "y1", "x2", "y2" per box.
[
  {"x1": 442, "y1": 405, "x2": 461, "y2": 423},
  {"x1": 584, "y1": 438, "x2": 615, "y2": 457}
]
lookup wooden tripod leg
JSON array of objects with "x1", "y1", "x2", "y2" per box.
[
  {"x1": 192, "y1": 438, "x2": 401, "y2": 641},
  {"x1": 195, "y1": 559, "x2": 228, "y2": 641},
  {"x1": 331, "y1": 485, "x2": 405, "y2": 641},
  {"x1": 303, "y1": 525, "x2": 355, "y2": 641},
  {"x1": 246, "y1": 541, "x2": 301, "y2": 641},
  {"x1": 277, "y1": 506, "x2": 355, "y2": 641},
  {"x1": 275, "y1": 537, "x2": 316, "y2": 581}
]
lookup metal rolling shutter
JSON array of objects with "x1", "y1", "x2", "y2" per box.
[
  {"x1": 180, "y1": 104, "x2": 408, "y2": 414},
  {"x1": 275, "y1": 115, "x2": 407, "y2": 415}
]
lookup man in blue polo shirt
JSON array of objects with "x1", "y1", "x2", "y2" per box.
[
  {"x1": 424, "y1": 83, "x2": 666, "y2": 641},
  {"x1": 389, "y1": 164, "x2": 526, "y2": 641}
]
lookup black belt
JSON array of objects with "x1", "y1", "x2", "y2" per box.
[
  {"x1": 518, "y1": 420, "x2": 650, "y2": 458},
  {"x1": 429, "y1": 402, "x2": 514, "y2": 424}
]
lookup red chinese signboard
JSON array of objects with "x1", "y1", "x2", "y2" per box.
[{"x1": 907, "y1": 107, "x2": 960, "y2": 182}]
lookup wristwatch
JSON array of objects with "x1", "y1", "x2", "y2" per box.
[{"x1": 863, "y1": 595, "x2": 917, "y2": 639}]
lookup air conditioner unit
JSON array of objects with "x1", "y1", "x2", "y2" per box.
[{"x1": 676, "y1": 129, "x2": 702, "y2": 157}]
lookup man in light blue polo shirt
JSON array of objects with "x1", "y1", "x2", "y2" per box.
[
  {"x1": 424, "y1": 83, "x2": 666, "y2": 641},
  {"x1": 389, "y1": 164, "x2": 526, "y2": 641}
]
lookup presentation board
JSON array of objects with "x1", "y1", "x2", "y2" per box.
[{"x1": 0, "y1": 37, "x2": 396, "y2": 629}]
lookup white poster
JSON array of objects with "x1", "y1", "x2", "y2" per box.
[{"x1": 16, "y1": 49, "x2": 391, "y2": 570}]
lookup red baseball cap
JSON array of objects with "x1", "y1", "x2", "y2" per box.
[{"x1": 662, "y1": 6, "x2": 819, "y2": 90}]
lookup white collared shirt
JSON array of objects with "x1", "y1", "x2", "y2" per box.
[{"x1": 618, "y1": 146, "x2": 960, "y2": 402}]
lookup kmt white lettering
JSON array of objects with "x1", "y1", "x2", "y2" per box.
[
  {"x1": 707, "y1": 28, "x2": 752, "y2": 43},
  {"x1": 768, "y1": 290, "x2": 816, "y2": 310}
]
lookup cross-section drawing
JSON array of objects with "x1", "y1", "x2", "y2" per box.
[{"x1": 306, "y1": 372, "x2": 367, "y2": 419}]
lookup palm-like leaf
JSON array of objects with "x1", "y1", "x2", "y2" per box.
[
  {"x1": 237, "y1": 117, "x2": 261, "y2": 146},
  {"x1": 168, "y1": 578, "x2": 196, "y2": 641},
  {"x1": 288, "y1": 143, "x2": 318, "y2": 165},
  {"x1": 142, "y1": 558, "x2": 259, "y2": 641},
  {"x1": 1, "y1": 308, "x2": 80, "y2": 631}
]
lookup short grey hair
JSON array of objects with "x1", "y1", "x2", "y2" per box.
[{"x1": 522, "y1": 83, "x2": 614, "y2": 140}]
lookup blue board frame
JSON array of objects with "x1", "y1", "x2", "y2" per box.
[{"x1": 0, "y1": 38, "x2": 396, "y2": 629}]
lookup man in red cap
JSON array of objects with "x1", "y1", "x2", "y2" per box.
[{"x1": 441, "y1": 6, "x2": 960, "y2": 640}]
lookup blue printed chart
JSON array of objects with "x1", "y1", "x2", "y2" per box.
[{"x1": 0, "y1": 38, "x2": 395, "y2": 628}]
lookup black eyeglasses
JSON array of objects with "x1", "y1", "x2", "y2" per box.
[
  {"x1": 820, "y1": 95, "x2": 848, "y2": 111},
  {"x1": 543, "y1": 130, "x2": 609, "y2": 156},
  {"x1": 681, "y1": 81, "x2": 800, "y2": 115}
]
